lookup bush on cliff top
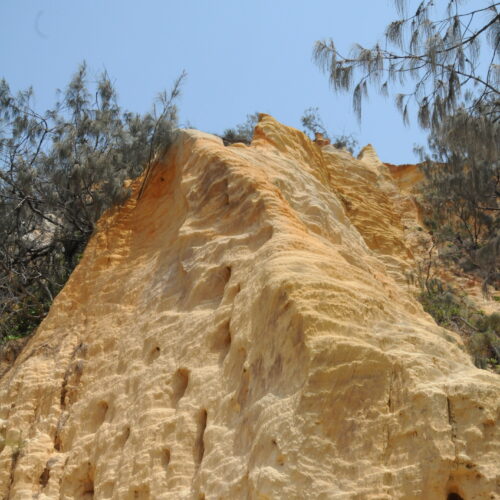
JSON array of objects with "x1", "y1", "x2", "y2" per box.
[{"x1": 220, "y1": 113, "x2": 259, "y2": 145}]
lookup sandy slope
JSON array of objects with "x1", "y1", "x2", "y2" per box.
[{"x1": 0, "y1": 115, "x2": 498, "y2": 499}]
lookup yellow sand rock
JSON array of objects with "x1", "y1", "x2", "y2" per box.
[
  {"x1": 0, "y1": 115, "x2": 498, "y2": 499},
  {"x1": 385, "y1": 163, "x2": 425, "y2": 193}
]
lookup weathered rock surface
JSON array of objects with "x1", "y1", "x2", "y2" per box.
[
  {"x1": 0, "y1": 115, "x2": 498, "y2": 499},
  {"x1": 385, "y1": 163, "x2": 425, "y2": 193}
]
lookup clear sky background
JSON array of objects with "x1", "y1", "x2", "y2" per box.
[{"x1": 0, "y1": 0, "x2": 431, "y2": 163}]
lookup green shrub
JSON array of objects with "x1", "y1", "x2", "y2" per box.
[
  {"x1": 300, "y1": 107, "x2": 358, "y2": 153},
  {"x1": 221, "y1": 113, "x2": 259, "y2": 145},
  {"x1": 419, "y1": 280, "x2": 500, "y2": 372}
]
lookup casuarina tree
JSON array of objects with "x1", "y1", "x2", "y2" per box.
[
  {"x1": 314, "y1": 0, "x2": 499, "y2": 288},
  {"x1": 0, "y1": 64, "x2": 185, "y2": 341}
]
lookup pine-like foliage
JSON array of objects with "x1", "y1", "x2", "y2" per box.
[
  {"x1": 221, "y1": 113, "x2": 259, "y2": 145},
  {"x1": 0, "y1": 64, "x2": 185, "y2": 341},
  {"x1": 301, "y1": 107, "x2": 358, "y2": 153},
  {"x1": 314, "y1": 0, "x2": 499, "y2": 292}
]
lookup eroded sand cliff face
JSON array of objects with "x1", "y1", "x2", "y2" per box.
[{"x1": 0, "y1": 116, "x2": 498, "y2": 499}]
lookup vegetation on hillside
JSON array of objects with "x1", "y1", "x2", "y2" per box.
[
  {"x1": 220, "y1": 113, "x2": 259, "y2": 145},
  {"x1": 222, "y1": 108, "x2": 358, "y2": 154},
  {"x1": 300, "y1": 107, "x2": 358, "y2": 153},
  {"x1": 0, "y1": 64, "x2": 184, "y2": 342},
  {"x1": 314, "y1": 0, "x2": 499, "y2": 369},
  {"x1": 417, "y1": 268, "x2": 500, "y2": 372}
]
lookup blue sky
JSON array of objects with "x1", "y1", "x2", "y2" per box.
[{"x1": 0, "y1": 0, "x2": 430, "y2": 163}]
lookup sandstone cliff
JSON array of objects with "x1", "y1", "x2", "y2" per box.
[
  {"x1": 385, "y1": 163, "x2": 425, "y2": 194},
  {"x1": 0, "y1": 116, "x2": 498, "y2": 499}
]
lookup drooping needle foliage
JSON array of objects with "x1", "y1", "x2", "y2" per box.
[
  {"x1": 314, "y1": 0, "x2": 499, "y2": 288},
  {"x1": 0, "y1": 64, "x2": 185, "y2": 341},
  {"x1": 314, "y1": 0, "x2": 499, "y2": 369}
]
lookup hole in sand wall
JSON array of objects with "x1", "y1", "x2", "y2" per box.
[
  {"x1": 54, "y1": 433, "x2": 62, "y2": 452},
  {"x1": 171, "y1": 368, "x2": 189, "y2": 406},
  {"x1": 236, "y1": 368, "x2": 250, "y2": 408},
  {"x1": 80, "y1": 462, "x2": 95, "y2": 499},
  {"x1": 211, "y1": 320, "x2": 232, "y2": 361},
  {"x1": 82, "y1": 481, "x2": 94, "y2": 499},
  {"x1": 118, "y1": 426, "x2": 130, "y2": 447},
  {"x1": 39, "y1": 463, "x2": 50, "y2": 488},
  {"x1": 162, "y1": 448, "x2": 171, "y2": 471},
  {"x1": 195, "y1": 409, "x2": 207, "y2": 466},
  {"x1": 93, "y1": 401, "x2": 109, "y2": 430},
  {"x1": 131, "y1": 485, "x2": 150, "y2": 499},
  {"x1": 148, "y1": 346, "x2": 161, "y2": 363},
  {"x1": 54, "y1": 412, "x2": 69, "y2": 452}
]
